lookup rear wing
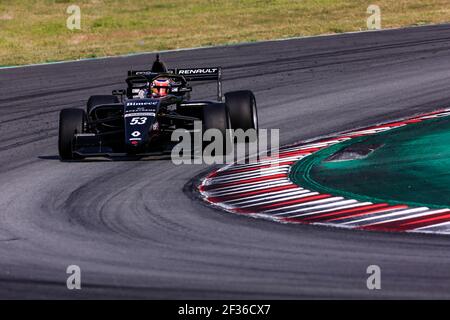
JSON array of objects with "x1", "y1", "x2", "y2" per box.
[
  {"x1": 168, "y1": 67, "x2": 223, "y2": 101},
  {"x1": 127, "y1": 67, "x2": 223, "y2": 101}
]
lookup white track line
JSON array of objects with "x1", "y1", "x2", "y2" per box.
[
  {"x1": 276, "y1": 200, "x2": 366, "y2": 217},
  {"x1": 204, "y1": 180, "x2": 292, "y2": 195},
  {"x1": 239, "y1": 191, "x2": 320, "y2": 208},
  {"x1": 209, "y1": 167, "x2": 290, "y2": 183},
  {"x1": 361, "y1": 209, "x2": 449, "y2": 226},
  {"x1": 342, "y1": 207, "x2": 430, "y2": 226},
  {"x1": 225, "y1": 188, "x2": 307, "y2": 204},
  {"x1": 266, "y1": 198, "x2": 353, "y2": 215}
]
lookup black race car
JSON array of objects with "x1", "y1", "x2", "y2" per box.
[{"x1": 58, "y1": 56, "x2": 258, "y2": 160}]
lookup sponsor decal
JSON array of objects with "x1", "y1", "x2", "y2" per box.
[
  {"x1": 131, "y1": 131, "x2": 141, "y2": 137},
  {"x1": 126, "y1": 100, "x2": 159, "y2": 107},
  {"x1": 134, "y1": 71, "x2": 153, "y2": 75},
  {"x1": 129, "y1": 117, "x2": 148, "y2": 125},
  {"x1": 178, "y1": 68, "x2": 218, "y2": 75},
  {"x1": 74, "y1": 133, "x2": 96, "y2": 137},
  {"x1": 167, "y1": 104, "x2": 176, "y2": 112},
  {"x1": 124, "y1": 112, "x2": 156, "y2": 118}
]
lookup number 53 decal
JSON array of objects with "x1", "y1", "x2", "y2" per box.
[{"x1": 130, "y1": 117, "x2": 147, "y2": 125}]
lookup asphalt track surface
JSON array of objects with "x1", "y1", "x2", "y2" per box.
[{"x1": 1, "y1": 24, "x2": 450, "y2": 299}]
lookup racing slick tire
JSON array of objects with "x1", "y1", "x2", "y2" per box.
[
  {"x1": 225, "y1": 90, "x2": 258, "y2": 132},
  {"x1": 58, "y1": 108, "x2": 86, "y2": 161},
  {"x1": 202, "y1": 103, "x2": 232, "y2": 156},
  {"x1": 87, "y1": 95, "x2": 119, "y2": 115}
]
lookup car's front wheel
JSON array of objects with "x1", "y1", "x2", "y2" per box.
[
  {"x1": 58, "y1": 108, "x2": 86, "y2": 161},
  {"x1": 225, "y1": 90, "x2": 258, "y2": 131}
]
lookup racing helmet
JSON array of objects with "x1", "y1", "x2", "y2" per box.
[{"x1": 151, "y1": 77, "x2": 172, "y2": 98}]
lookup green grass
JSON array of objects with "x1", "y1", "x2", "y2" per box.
[{"x1": 0, "y1": 0, "x2": 449, "y2": 66}]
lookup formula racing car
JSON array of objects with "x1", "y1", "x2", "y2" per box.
[{"x1": 58, "y1": 56, "x2": 258, "y2": 160}]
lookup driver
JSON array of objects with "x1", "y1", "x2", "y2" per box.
[{"x1": 150, "y1": 77, "x2": 173, "y2": 98}]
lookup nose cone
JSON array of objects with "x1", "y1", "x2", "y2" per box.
[{"x1": 123, "y1": 99, "x2": 160, "y2": 149}]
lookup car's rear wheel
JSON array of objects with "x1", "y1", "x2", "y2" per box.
[
  {"x1": 225, "y1": 90, "x2": 258, "y2": 131},
  {"x1": 87, "y1": 95, "x2": 119, "y2": 115},
  {"x1": 202, "y1": 103, "x2": 232, "y2": 156},
  {"x1": 58, "y1": 108, "x2": 86, "y2": 161}
]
